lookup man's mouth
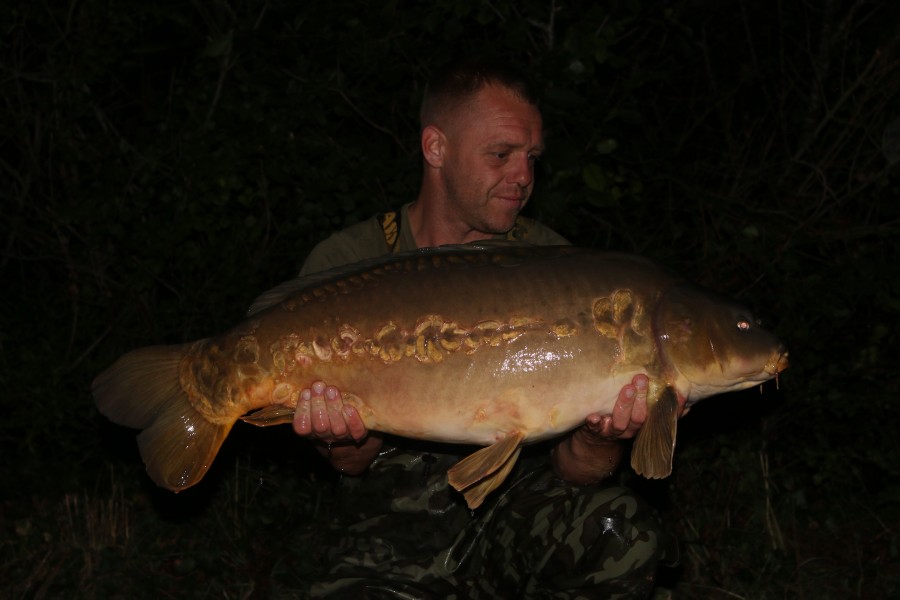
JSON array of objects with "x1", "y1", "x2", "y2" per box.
[{"x1": 495, "y1": 193, "x2": 526, "y2": 205}]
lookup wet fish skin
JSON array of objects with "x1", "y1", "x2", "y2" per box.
[{"x1": 92, "y1": 245, "x2": 788, "y2": 507}]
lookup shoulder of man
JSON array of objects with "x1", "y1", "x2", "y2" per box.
[
  {"x1": 510, "y1": 215, "x2": 571, "y2": 246},
  {"x1": 299, "y1": 216, "x2": 390, "y2": 275}
]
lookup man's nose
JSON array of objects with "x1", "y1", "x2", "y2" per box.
[{"x1": 507, "y1": 154, "x2": 534, "y2": 187}]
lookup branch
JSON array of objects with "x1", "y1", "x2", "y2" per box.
[
  {"x1": 329, "y1": 87, "x2": 411, "y2": 155},
  {"x1": 204, "y1": 32, "x2": 235, "y2": 128}
]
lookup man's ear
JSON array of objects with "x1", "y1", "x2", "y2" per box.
[{"x1": 421, "y1": 125, "x2": 446, "y2": 167}]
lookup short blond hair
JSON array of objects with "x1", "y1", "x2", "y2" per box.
[{"x1": 419, "y1": 58, "x2": 540, "y2": 131}]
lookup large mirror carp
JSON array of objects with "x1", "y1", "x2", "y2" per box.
[{"x1": 94, "y1": 244, "x2": 788, "y2": 508}]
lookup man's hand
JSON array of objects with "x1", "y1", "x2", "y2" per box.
[
  {"x1": 551, "y1": 374, "x2": 651, "y2": 486},
  {"x1": 292, "y1": 381, "x2": 382, "y2": 475},
  {"x1": 293, "y1": 381, "x2": 368, "y2": 442},
  {"x1": 582, "y1": 373, "x2": 649, "y2": 441}
]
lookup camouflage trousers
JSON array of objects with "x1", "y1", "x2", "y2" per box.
[{"x1": 309, "y1": 441, "x2": 677, "y2": 600}]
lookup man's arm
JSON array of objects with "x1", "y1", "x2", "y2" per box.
[{"x1": 550, "y1": 375, "x2": 649, "y2": 485}]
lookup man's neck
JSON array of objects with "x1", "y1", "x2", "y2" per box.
[{"x1": 407, "y1": 198, "x2": 495, "y2": 249}]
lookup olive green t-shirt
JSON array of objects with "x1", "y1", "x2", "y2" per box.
[{"x1": 300, "y1": 202, "x2": 569, "y2": 275}]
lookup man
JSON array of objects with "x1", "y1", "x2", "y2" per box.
[{"x1": 290, "y1": 59, "x2": 678, "y2": 599}]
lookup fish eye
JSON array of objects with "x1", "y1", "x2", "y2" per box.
[{"x1": 737, "y1": 319, "x2": 752, "y2": 331}]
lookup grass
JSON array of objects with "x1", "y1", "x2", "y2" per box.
[
  {"x1": 1, "y1": 427, "x2": 339, "y2": 599},
  {"x1": 650, "y1": 379, "x2": 900, "y2": 599}
]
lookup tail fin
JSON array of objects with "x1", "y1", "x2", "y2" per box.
[{"x1": 93, "y1": 344, "x2": 233, "y2": 492}]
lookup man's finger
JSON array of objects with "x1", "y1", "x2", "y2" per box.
[
  {"x1": 611, "y1": 385, "x2": 636, "y2": 432},
  {"x1": 325, "y1": 385, "x2": 347, "y2": 438},
  {"x1": 293, "y1": 388, "x2": 312, "y2": 435},
  {"x1": 632, "y1": 375, "x2": 649, "y2": 424},
  {"x1": 343, "y1": 405, "x2": 369, "y2": 441},
  {"x1": 311, "y1": 386, "x2": 330, "y2": 435}
]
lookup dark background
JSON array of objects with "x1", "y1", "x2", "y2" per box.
[{"x1": 2, "y1": 0, "x2": 899, "y2": 597}]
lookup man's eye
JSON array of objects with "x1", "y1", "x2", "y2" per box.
[{"x1": 494, "y1": 153, "x2": 508, "y2": 160}]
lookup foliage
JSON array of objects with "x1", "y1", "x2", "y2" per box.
[{"x1": 2, "y1": 0, "x2": 899, "y2": 597}]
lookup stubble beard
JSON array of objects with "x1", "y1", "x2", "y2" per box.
[
  {"x1": 443, "y1": 172, "x2": 524, "y2": 237},
  {"x1": 467, "y1": 198, "x2": 520, "y2": 236}
]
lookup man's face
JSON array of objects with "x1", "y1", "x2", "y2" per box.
[{"x1": 439, "y1": 85, "x2": 544, "y2": 235}]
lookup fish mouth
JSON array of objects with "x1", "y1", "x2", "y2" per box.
[{"x1": 765, "y1": 348, "x2": 790, "y2": 376}]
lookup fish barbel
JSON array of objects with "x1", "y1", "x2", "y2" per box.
[{"x1": 93, "y1": 244, "x2": 788, "y2": 508}]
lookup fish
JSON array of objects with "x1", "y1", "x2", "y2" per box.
[{"x1": 93, "y1": 244, "x2": 788, "y2": 509}]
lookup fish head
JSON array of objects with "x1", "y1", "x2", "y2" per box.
[{"x1": 655, "y1": 284, "x2": 788, "y2": 403}]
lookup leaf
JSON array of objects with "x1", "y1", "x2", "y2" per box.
[
  {"x1": 202, "y1": 31, "x2": 233, "y2": 59},
  {"x1": 582, "y1": 163, "x2": 609, "y2": 192}
]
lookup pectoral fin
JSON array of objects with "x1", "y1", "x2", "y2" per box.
[
  {"x1": 448, "y1": 431, "x2": 525, "y2": 509},
  {"x1": 240, "y1": 405, "x2": 295, "y2": 426},
  {"x1": 631, "y1": 386, "x2": 679, "y2": 478}
]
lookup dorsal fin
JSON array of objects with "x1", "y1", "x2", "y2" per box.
[{"x1": 247, "y1": 241, "x2": 551, "y2": 316}]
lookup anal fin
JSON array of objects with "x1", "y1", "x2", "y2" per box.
[
  {"x1": 240, "y1": 405, "x2": 295, "y2": 426},
  {"x1": 448, "y1": 431, "x2": 525, "y2": 509},
  {"x1": 631, "y1": 386, "x2": 679, "y2": 478}
]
